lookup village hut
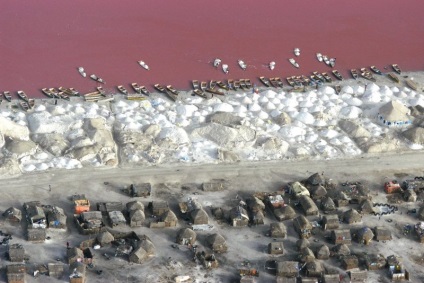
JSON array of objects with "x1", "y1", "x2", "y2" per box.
[
  {"x1": 247, "y1": 197, "x2": 265, "y2": 212},
  {"x1": 305, "y1": 260, "x2": 324, "y2": 278},
  {"x1": 356, "y1": 227, "x2": 374, "y2": 245},
  {"x1": 268, "y1": 242, "x2": 284, "y2": 255},
  {"x1": 269, "y1": 222, "x2": 287, "y2": 238},
  {"x1": 229, "y1": 206, "x2": 249, "y2": 227},
  {"x1": 365, "y1": 253, "x2": 386, "y2": 270},
  {"x1": 299, "y1": 195, "x2": 319, "y2": 216},
  {"x1": 8, "y1": 244, "x2": 25, "y2": 262},
  {"x1": 212, "y1": 207, "x2": 224, "y2": 220},
  {"x1": 331, "y1": 229, "x2": 351, "y2": 245},
  {"x1": 128, "y1": 246, "x2": 147, "y2": 264},
  {"x1": 296, "y1": 238, "x2": 310, "y2": 251},
  {"x1": 96, "y1": 230, "x2": 114, "y2": 246},
  {"x1": 341, "y1": 255, "x2": 359, "y2": 270},
  {"x1": 24, "y1": 202, "x2": 46, "y2": 229},
  {"x1": 150, "y1": 201, "x2": 169, "y2": 216},
  {"x1": 299, "y1": 247, "x2": 315, "y2": 263},
  {"x1": 322, "y1": 214, "x2": 339, "y2": 230},
  {"x1": 191, "y1": 208, "x2": 209, "y2": 225},
  {"x1": 46, "y1": 206, "x2": 67, "y2": 229},
  {"x1": 403, "y1": 126, "x2": 424, "y2": 145},
  {"x1": 273, "y1": 205, "x2": 296, "y2": 221},
  {"x1": 47, "y1": 263, "x2": 64, "y2": 279},
  {"x1": 251, "y1": 210, "x2": 265, "y2": 225},
  {"x1": 300, "y1": 278, "x2": 318, "y2": 283},
  {"x1": 334, "y1": 192, "x2": 349, "y2": 207},
  {"x1": 67, "y1": 248, "x2": 84, "y2": 265},
  {"x1": 404, "y1": 189, "x2": 417, "y2": 202},
  {"x1": 323, "y1": 274, "x2": 341, "y2": 283},
  {"x1": 374, "y1": 226, "x2": 392, "y2": 241},
  {"x1": 348, "y1": 270, "x2": 368, "y2": 282},
  {"x1": 332, "y1": 244, "x2": 351, "y2": 257},
  {"x1": 418, "y1": 206, "x2": 424, "y2": 220},
  {"x1": 129, "y1": 209, "x2": 145, "y2": 227},
  {"x1": 176, "y1": 228, "x2": 196, "y2": 245},
  {"x1": 140, "y1": 237, "x2": 156, "y2": 257},
  {"x1": 359, "y1": 199, "x2": 374, "y2": 214},
  {"x1": 305, "y1": 173, "x2": 326, "y2": 186},
  {"x1": 276, "y1": 278, "x2": 297, "y2": 283},
  {"x1": 288, "y1": 181, "x2": 310, "y2": 197},
  {"x1": 207, "y1": 233, "x2": 227, "y2": 253},
  {"x1": 126, "y1": 201, "x2": 144, "y2": 212},
  {"x1": 377, "y1": 100, "x2": 412, "y2": 126},
  {"x1": 293, "y1": 215, "x2": 312, "y2": 239},
  {"x1": 26, "y1": 228, "x2": 46, "y2": 242},
  {"x1": 321, "y1": 197, "x2": 336, "y2": 212},
  {"x1": 309, "y1": 185, "x2": 327, "y2": 200},
  {"x1": 108, "y1": 211, "x2": 127, "y2": 227},
  {"x1": 69, "y1": 262, "x2": 86, "y2": 283},
  {"x1": 7, "y1": 264, "x2": 26, "y2": 283},
  {"x1": 343, "y1": 209, "x2": 361, "y2": 224},
  {"x1": 128, "y1": 183, "x2": 151, "y2": 197},
  {"x1": 276, "y1": 261, "x2": 299, "y2": 278},
  {"x1": 316, "y1": 244, "x2": 330, "y2": 260},
  {"x1": 161, "y1": 210, "x2": 178, "y2": 227},
  {"x1": 2, "y1": 207, "x2": 22, "y2": 223}
]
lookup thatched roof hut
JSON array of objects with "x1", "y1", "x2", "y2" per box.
[
  {"x1": 374, "y1": 226, "x2": 392, "y2": 241},
  {"x1": 331, "y1": 229, "x2": 351, "y2": 245},
  {"x1": 191, "y1": 208, "x2": 209, "y2": 225},
  {"x1": 359, "y1": 199, "x2": 375, "y2": 214},
  {"x1": 356, "y1": 227, "x2": 374, "y2": 245},
  {"x1": 251, "y1": 210, "x2": 265, "y2": 225},
  {"x1": 323, "y1": 274, "x2": 341, "y2": 283},
  {"x1": 404, "y1": 189, "x2": 417, "y2": 202},
  {"x1": 67, "y1": 247, "x2": 84, "y2": 265},
  {"x1": 161, "y1": 210, "x2": 178, "y2": 227},
  {"x1": 332, "y1": 244, "x2": 351, "y2": 256},
  {"x1": 96, "y1": 230, "x2": 114, "y2": 246},
  {"x1": 365, "y1": 253, "x2": 386, "y2": 270},
  {"x1": 247, "y1": 197, "x2": 265, "y2": 212},
  {"x1": 348, "y1": 270, "x2": 367, "y2": 282},
  {"x1": 343, "y1": 209, "x2": 362, "y2": 224},
  {"x1": 47, "y1": 263, "x2": 64, "y2": 279},
  {"x1": 212, "y1": 207, "x2": 224, "y2": 220},
  {"x1": 309, "y1": 185, "x2": 327, "y2": 200},
  {"x1": 69, "y1": 262, "x2": 86, "y2": 283},
  {"x1": 299, "y1": 195, "x2": 319, "y2": 216},
  {"x1": 140, "y1": 237, "x2": 156, "y2": 257},
  {"x1": 207, "y1": 233, "x2": 227, "y2": 253},
  {"x1": 8, "y1": 244, "x2": 25, "y2": 262},
  {"x1": 126, "y1": 201, "x2": 144, "y2": 212},
  {"x1": 7, "y1": 264, "x2": 26, "y2": 283},
  {"x1": 299, "y1": 247, "x2": 315, "y2": 263},
  {"x1": 305, "y1": 173, "x2": 325, "y2": 186},
  {"x1": 418, "y1": 206, "x2": 424, "y2": 220},
  {"x1": 276, "y1": 261, "x2": 299, "y2": 277},
  {"x1": 129, "y1": 209, "x2": 145, "y2": 227},
  {"x1": 2, "y1": 207, "x2": 22, "y2": 223},
  {"x1": 273, "y1": 205, "x2": 296, "y2": 221},
  {"x1": 128, "y1": 246, "x2": 147, "y2": 264},
  {"x1": 305, "y1": 260, "x2": 324, "y2": 278},
  {"x1": 322, "y1": 214, "x2": 339, "y2": 230},
  {"x1": 26, "y1": 228, "x2": 46, "y2": 242},
  {"x1": 296, "y1": 238, "x2": 310, "y2": 251},
  {"x1": 293, "y1": 215, "x2": 312, "y2": 239},
  {"x1": 229, "y1": 206, "x2": 249, "y2": 227},
  {"x1": 46, "y1": 206, "x2": 67, "y2": 229},
  {"x1": 316, "y1": 244, "x2": 330, "y2": 260},
  {"x1": 150, "y1": 201, "x2": 169, "y2": 216},
  {"x1": 341, "y1": 255, "x2": 359, "y2": 270},
  {"x1": 268, "y1": 242, "x2": 284, "y2": 255},
  {"x1": 176, "y1": 228, "x2": 196, "y2": 245},
  {"x1": 321, "y1": 197, "x2": 336, "y2": 212},
  {"x1": 269, "y1": 222, "x2": 287, "y2": 238}
]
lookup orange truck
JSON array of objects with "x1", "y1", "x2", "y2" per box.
[
  {"x1": 384, "y1": 181, "x2": 401, "y2": 194},
  {"x1": 73, "y1": 195, "x2": 91, "y2": 214}
]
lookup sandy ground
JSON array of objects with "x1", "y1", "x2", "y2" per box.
[{"x1": 0, "y1": 151, "x2": 423, "y2": 282}]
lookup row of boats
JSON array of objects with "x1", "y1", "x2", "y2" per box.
[{"x1": 0, "y1": 90, "x2": 35, "y2": 111}]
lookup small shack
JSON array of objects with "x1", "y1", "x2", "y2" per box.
[
  {"x1": 128, "y1": 246, "x2": 147, "y2": 264},
  {"x1": 359, "y1": 199, "x2": 375, "y2": 214},
  {"x1": 341, "y1": 255, "x2": 359, "y2": 270},
  {"x1": 288, "y1": 182, "x2": 310, "y2": 197},
  {"x1": 207, "y1": 233, "x2": 227, "y2": 253},
  {"x1": 48, "y1": 262, "x2": 64, "y2": 279},
  {"x1": 202, "y1": 179, "x2": 227, "y2": 191},
  {"x1": 128, "y1": 183, "x2": 151, "y2": 197},
  {"x1": 348, "y1": 270, "x2": 368, "y2": 283},
  {"x1": 267, "y1": 194, "x2": 285, "y2": 209},
  {"x1": 150, "y1": 201, "x2": 169, "y2": 216},
  {"x1": 191, "y1": 208, "x2": 209, "y2": 225},
  {"x1": 161, "y1": 210, "x2": 178, "y2": 227},
  {"x1": 8, "y1": 244, "x2": 25, "y2": 262},
  {"x1": 305, "y1": 173, "x2": 325, "y2": 186},
  {"x1": 24, "y1": 202, "x2": 46, "y2": 229},
  {"x1": 67, "y1": 248, "x2": 84, "y2": 265},
  {"x1": 27, "y1": 228, "x2": 46, "y2": 242},
  {"x1": 97, "y1": 202, "x2": 124, "y2": 213},
  {"x1": 251, "y1": 210, "x2": 265, "y2": 225},
  {"x1": 247, "y1": 197, "x2": 265, "y2": 213},
  {"x1": 403, "y1": 189, "x2": 417, "y2": 202},
  {"x1": 343, "y1": 209, "x2": 362, "y2": 224},
  {"x1": 268, "y1": 242, "x2": 284, "y2": 255},
  {"x1": 293, "y1": 215, "x2": 312, "y2": 239},
  {"x1": 365, "y1": 253, "x2": 386, "y2": 270},
  {"x1": 96, "y1": 230, "x2": 114, "y2": 246},
  {"x1": 356, "y1": 227, "x2": 374, "y2": 245},
  {"x1": 2, "y1": 207, "x2": 22, "y2": 223},
  {"x1": 321, "y1": 197, "x2": 336, "y2": 212},
  {"x1": 126, "y1": 201, "x2": 144, "y2": 212},
  {"x1": 334, "y1": 192, "x2": 349, "y2": 207},
  {"x1": 387, "y1": 255, "x2": 410, "y2": 281},
  {"x1": 129, "y1": 209, "x2": 145, "y2": 227},
  {"x1": 75, "y1": 211, "x2": 104, "y2": 234},
  {"x1": 176, "y1": 228, "x2": 197, "y2": 245},
  {"x1": 331, "y1": 229, "x2": 352, "y2": 245},
  {"x1": 374, "y1": 226, "x2": 392, "y2": 241},
  {"x1": 299, "y1": 247, "x2": 315, "y2": 263},
  {"x1": 273, "y1": 205, "x2": 296, "y2": 221},
  {"x1": 305, "y1": 260, "x2": 324, "y2": 278},
  {"x1": 316, "y1": 244, "x2": 330, "y2": 260},
  {"x1": 7, "y1": 264, "x2": 26, "y2": 283},
  {"x1": 108, "y1": 211, "x2": 127, "y2": 227},
  {"x1": 46, "y1": 206, "x2": 67, "y2": 229},
  {"x1": 229, "y1": 206, "x2": 249, "y2": 227},
  {"x1": 296, "y1": 238, "x2": 310, "y2": 251},
  {"x1": 309, "y1": 185, "x2": 327, "y2": 200},
  {"x1": 269, "y1": 222, "x2": 287, "y2": 238},
  {"x1": 322, "y1": 214, "x2": 339, "y2": 230},
  {"x1": 276, "y1": 261, "x2": 299, "y2": 278},
  {"x1": 69, "y1": 262, "x2": 86, "y2": 283},
  {"x1": 323, "y1": 274, "x2": 341, "y2": 283},
  {"x1": 332, "y1": 244, "x2": 351, "y2": 257},
  {"x1": 299, "y1": 195, "x2": 319, "y2": 216}
]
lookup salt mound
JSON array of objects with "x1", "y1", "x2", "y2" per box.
[
  {"x1": 242, "y1": 97, "x2": 253, "y2": 105},
  {"x1": 35, "y1": 105, "x2": 46, "y2": 112},
  {"x1": 0, "y1": 116, "x2": 30, "y2": 141},
  {"x1": 264, "y1": 89, "x2": 277, "y2": 98},
  {"x1": 353, "y1": 85, "x2": 365, "y2": 95},
  {"x1": 249, "y1": 103, "x2": 261, "y2": 112},
  {"x1": 258, "y1": 111, "x2": 269, "y2": 120},
  {"x1": 362, "y1": 92, "x2": 381, "y2": 103},
  {"x1": 270, "y1": 109, "x2": 281, "y2": 118},
  {"x1": 213, "y1": 103, "x2": 234, "y2": 113},
  {"x1": 410, "y1": 97, "x2": 424, "y2": 107},
  {"x1": 322, "y1": 86, "x2": 335, "y2": 95},
  {"x1": 341, "y1": 85, "x2": 354, "y2": 94},
  {"x1": 279, "y1": 126, "x2": 306, "y2": 138},
  {"x1": 339, "y1": 106, "x2": 362, "y2": 119},
  {"x1": 320, "y1": 129, "x2": 339, "y2": 139},
  {"x1": 391, "y1": 86, "x2": 400, "y2": 93},
  {"x1": 295, "y1": 112, "x2": 315, "y2": 125},
  {"x1": 176, "y1": 104, "x2": 198, "y2": 117},
  {"x1": 366, "y1": 83, "x2": 380, "y2": 93},
  {"x1": 157, "y1": 127, "x2": 190, "y2": 145},
  {"x1": 300, "y1": 100, "x2": 314, "y2": 108},
  {"x1": 396, "y1": 91, "x2": 408, "y2": 99},
  {"x1": 264, "y1": 102, "x2": 276, "y2": 110},
  {"x1": 23, "y1": 164, "x2": 36, "y2": 172},
  {"x1": 258, "y1": 96, "x2": 269, "y2": 104},
  {"x1": 36, "y1": 163, "x2": 49, "y2": 170},
  {"x1": 281, "y1": 98, "x2": 298, "y2": 108},
  {"x1": 380, "y1": 86, "x2": 393, "y2": 96},
  {"x1": 345, "y1": 97, "x2": 363, "y2": 107}
]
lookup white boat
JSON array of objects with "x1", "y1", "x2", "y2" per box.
[
  {"x1": 289, "y1": 58, "x2": 299, "y2": 68},
  {"x1": 222, "y1": 64, "x2": 229, "y2": 74},
  {"x1": 137, "y1": 60, "x2": 150, "y2": 70},
  {"x1": 213, "y1": 58, "x2": 221, "y2": 68},
  {"x1": 238, "y1": 59, "x2": 247, "y2": 70},
  {"x1": 90, "y1": 74, "x2": 105, "y2": 84},
  {"x1": 269, "y1": 61, "x2": 276, "y2": 70},
  {"x1": 329, "y1": 58, "x2": 336, "y2": 68},
  {"x1": 78, "y1": 67, "x2": 86, "y2": 77},
  {"x1": 294, "y1": 48, "x2": 300, "y2": 57},
  {"x1": 316, "y1": 53, "x2": 323, "y2": 62}
]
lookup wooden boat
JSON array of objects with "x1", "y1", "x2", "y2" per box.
[
  {"x1": 137, "y1": 60, "x2": 150, "y2": 70},
  {"x1": 42, "y1": 88, "x2": 54, "y2": 98},
  {"x1": 289, "y1": 58, "x2": 299, "y2": 68},
  {"x1": 350, "y1": 69, "x2": 359, "y2": 80},
  {"x1": 17, "y1": 91, "x2": 29, "y2": 102},
  {"x1": 334, "y1": 85, "x2": 341, "y2": 94},
  {"x1": 332, "y1": 70, "x2": 344, "y2": 81},
  {"x1": 127, "y1": 95, "x2": 147, "y2": 101},
  {"x1": 238, "y1": 60, "x2": 247, "y2": 70},
  {"x1": 193, "y1": 89, "x2": 207, "y2": 99},
  {"x1": 360, "y1": 72, "x2": 376, "y2": 82},
  {"x1": 233, "y1": 80, "x2": 241, "y2": 90},
  {"x1": 312, "y1": 72, "x2": 326, "y2": 82},
  {"x1": 274, "y1": 77, "x2": 284, "y2": 88},
  {"x1": 117, "y1": 85, "x2": 128, "y2": 95},
  {"x1": 58, "y1": 92, "x2": 70, "y2": 100},
  {"x1": 291, "y1": 86, "x2": 305, "y2": 92},
  {"x1": 269, "y1": 61, "x2": 276, "y2": 70},
  {"x1": 269, "y1": 78, "x2": 279, "y2": 88},
  {"x1": 78, "y1": 67, "x2": 86, "y2": 77},
  {"x1": 166, "y1": 85, "x2": 179, "y2": 95},
  {"x1": 321, "y1": 72, "x2": 332, "y2": 82},
  {"x1": 227, "y1": 79, "x2": 234, "y2": 90},
  {"x1": 97, "y1": 86, "x2": 106, "y2": 96},
  {"x1": 239, "y1": 79, "x2": 247, "y2": 89},
  {"x1": 164, "y1": 89, "x2": 178, "y2": 101},
  {"x1": 387, "y1": 73, "x2": 400, "y2": 83},
  {"x1": 140, "y1": 86, "x2": 150, "y2": 96},
  {"x1": 216, "y1": 81, "x2": 229, "y2": 90},
  {"x1": 58, "y1": 87, "x2": 78, "y2": 96},
  {"x1": 406, "y1": 78, "x2": 418, "y2": 91},
  {"x1": 286, "y1": 77, "x2": 295, "y2": 87},
  {"x1": 209, "y1": 80, "x2": 217, "y2": 89},
  {"x1": 293, "y1": 77, "x2": 303, "y2": 87},
  {"x1": 222, "y1": 64, "x2": 229, "y2": 74},
  {"x1": 19, "y1": 101, "x2": 30, "y2": 112},
  {"x1": 259, "y1": 76, "x2": 271, "y2": 87},
  {"x1": 294, "y1": 48, "x2": 300, "y2": 57},
  {"x1": 154, "y1": 84, "x2": 166, "y2": 93},
  {"x1": 205, "y1": 88, "x2": 225, "y2": 96},
  {"x1": 245, "y1": 79, "x2": 253, "y2": 89},
  {"x1": 213, "y1": 58, "x2": 221, "y2": 68},
  {"x1": 200, "y1": 81, "x2": 208, "y2": 91},
  {"x1": 192, "y1": 80, "x2": 200, "y2": 89},
  {"x1": 300, "y1": 75, "x2": 311, "y2": 86},
  {"x1": 392, "y1": 64, "x2": 401, "y2": 74},
  {"x1": 131, "y1": 83, "x2": 141, "y2": 94},
  {"x1": 3, "y1": 91, "x2": 12, "y2": 102},
  {"x1": 370, "y1": 66, "x2": 382, "y2": 75},
  {"x1": 328, "y1": 58, "x2": 336, "y2": 68},
  {"x1": 28, "y1": 98, "x2": 35, "y2": 109},
  {"x1": 316, "y1": 53, "x2": 323, "y2": 62},
  {"x1": 90, "y1": 74, "x2": 106, "y2": 84},
  {"x1": 48, "y1": 88, "x2": 61, "y2": 98}
]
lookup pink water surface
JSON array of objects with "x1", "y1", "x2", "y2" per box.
[{"x1": 1, "y1": 0, "x2": 424, "y2": 98}]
